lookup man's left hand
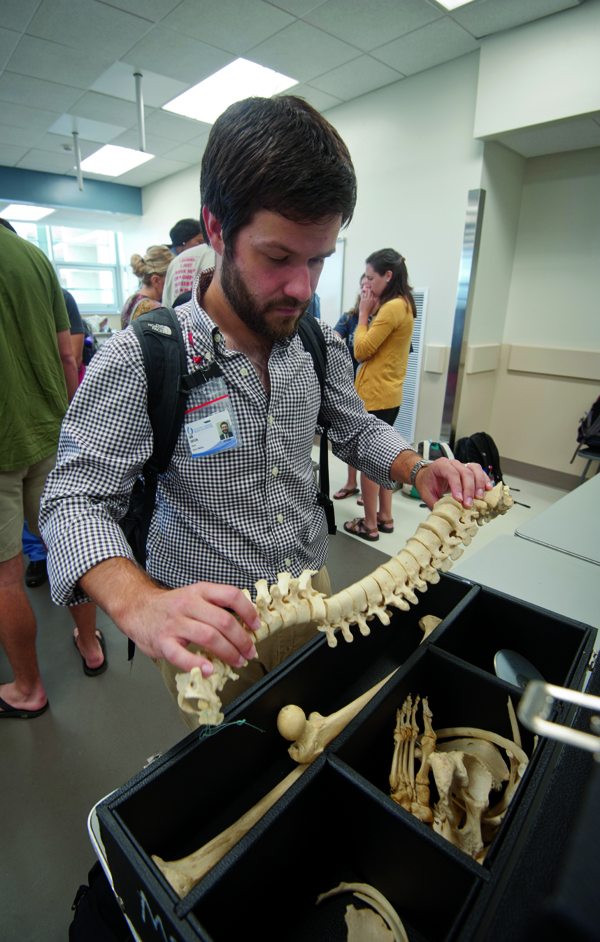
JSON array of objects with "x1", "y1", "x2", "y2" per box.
[{"x1": 414, "y1": 459, "x2": 492, "y2": 509}]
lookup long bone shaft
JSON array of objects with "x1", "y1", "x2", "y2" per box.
[
  {"x1": 154, "y1": 672, "x2": 398, "y2": 897},
  {"x1": 176, "y1": 483, "x2": 514, "y2": 724}
]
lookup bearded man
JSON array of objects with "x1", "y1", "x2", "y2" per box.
[{"x1": 40, "y1": 96, "x2": 489, "y2": 729}]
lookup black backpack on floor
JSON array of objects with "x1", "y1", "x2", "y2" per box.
[
  {"x1": 69, "y1": 861, "x2": 133, "y2": 941},
  {"x1": 570, "y1": 396, "x2": 600, "y2": 462},
  {"x1": 454, "y1": 431, "x2": 503, "y2": 484}
]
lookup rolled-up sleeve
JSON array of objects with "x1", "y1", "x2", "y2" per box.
[
  {"x1": 39, "y1": 330, "x2": 152, "y2": 606},
  {"x1": 320, "y1": 327, "x2": 411, "y2": 487}
]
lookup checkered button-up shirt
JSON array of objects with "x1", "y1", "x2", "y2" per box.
[{"x1": 40, "y1": 271, "x2": 410, "y2": 605}]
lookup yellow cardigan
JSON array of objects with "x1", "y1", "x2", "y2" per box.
[{"x1": 354, "y1": 296, "x2": 414, "y2": 412}]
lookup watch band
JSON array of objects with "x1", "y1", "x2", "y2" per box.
[{"x1": 410, "y1": 458, "x2": 433, "y2": 487}]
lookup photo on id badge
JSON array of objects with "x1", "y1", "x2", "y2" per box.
[{"x1": 184, "y1": 384, "x2": 240, "y2": 457}]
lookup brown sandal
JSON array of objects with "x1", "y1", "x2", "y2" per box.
[
  {"x1": 333, "y1": 486, "x2": 360, "y2": 500},
  {"x1": 343, "y1": 517, "x2": 379, "y2": 542},
  {"x1": 377, "y1": 516, "x2": 394, "y2": 533}
]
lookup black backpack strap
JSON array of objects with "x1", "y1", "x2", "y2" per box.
[
  {"x1": 297, "y1": 314, "x2": 335, "y2": 535},
  {"x1": 127, "y1": 308, "x2": 188, "y2": 660}
]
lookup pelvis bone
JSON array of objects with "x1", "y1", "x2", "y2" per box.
[{"x1": 176, "y1": 483, "x2": 514, "y2": 725}]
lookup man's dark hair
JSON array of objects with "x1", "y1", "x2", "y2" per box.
[
  {"x1": 200, "y1": 96, "x2": 356, "y2": 246},
  {"x1": 0, "y1": 218, "x2": 18, "y2": 233}
]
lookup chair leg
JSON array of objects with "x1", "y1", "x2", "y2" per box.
[{"x1": 578, "y1": 460, "x2": 592, "y2": 486}]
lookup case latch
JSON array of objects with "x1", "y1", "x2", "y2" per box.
[{"x1": 518, "y1": 681, "x2": 600, "y2": 755}]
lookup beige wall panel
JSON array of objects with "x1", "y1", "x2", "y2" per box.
[
  {"x1": 456, "y1": 370, "x2": 497, "y2": 442},
  {"x1": 507, "y1": 344, "x2": 600, "y2": 381},
  {"x1": 491, "y1": 344, "x2": 598, "y2": 475}
]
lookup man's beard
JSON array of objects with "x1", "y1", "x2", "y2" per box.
[{"x1": 220, "y1": 244, "x2": 310, "y2": 341}]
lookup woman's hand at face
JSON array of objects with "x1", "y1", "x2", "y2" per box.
[{"x1": 359, "y1": 285, "x2": 378, "y2": 321}]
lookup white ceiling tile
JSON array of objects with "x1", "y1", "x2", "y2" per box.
[
  {"x1": 0, "y1": 142, "x2": 30, "y2": 165},
  {"x1": 498, "y1": 118, "x2": 600, "y2": 158},
  {"x1": 187, "y1": 131, "x2": 211, "y2": 148},
  {"x1": 162, "y1": 141, "x2": 205, "y2": 164},
  {"x1": 96, "y1": 0, "x2": 182, "y2": 21},
  {"x1": 0, "y1": 72, "x2": 82, "y2": 112},
  {"x1": 268, "y1": 0, "x2": 328, "y2": 14},
  {"x1": 0, "y1": 28, "x2": 20, "y2": 70},
  {"x1": 90, "y1": 62, "x2": 189, "y2": 108},
  {"x1": 110, "y1": 129, "x2": 178, "y2": 156},
  {"x1": 136, "y1": 155, "x2": 194, "y2": 177},
  {"x1": 304, "y1": 0, "x2": 443, "y2": 53},
  {"x1": 34, "y1": 132, "x2": 99, "y2": 159},
  {"x1": 309, "y1": 55, "x2": 404, "y2": 101},
  {"x1": 247, "y1": 20, "x2": 359, "y2": 84},
  {"x1": 372, "y1": 17, "x2": 480, "y2": 76},
  {"x1": 68, "y1": 91, "x2": 151, "y2": 127},
  {"x1": 164, "y1": 0, "x2": 295, "y2": 56},
  {"x1": 144, "y1": 110, "x2": 211, "y2": 142},
  {"x1": 27, "y1": 0, "x2": 153, "y2": 57},
  {"x1": 0, "y1": 123, "x2": 45, "y2": 148},
  {"x1": 451, "y1": 0, "x2": 579, "y2": 40},
  {"x1": 48, "y1": 114, "x2": 128, "y2": 144},
  {"x1": 109, "y1": 166, "x2": 167, "y2": 187},
  {"x1": 17, "y1": 148, "x2": 80, "y2": 173},
  {"x1": 0, "y1": 101, "x2": 61, "y2": 132},
  {"x1": 6, "y1": 35, "x2": 115, "y2": 89},
  {"x1": 122, "y1": 28, "x2": 234, "y2": 85},
  {"x1": 286, "y1": 83, "x2": 343, "y2": 112},
  {"x1": 1, "y1": 0, "x2": 42, "y2": 32}
]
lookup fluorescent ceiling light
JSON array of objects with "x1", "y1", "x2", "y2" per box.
[
  {"x1": 3, "y1": 203, "x2": 55, "y2": 221},
  {"x1": 163, "y1": 58, "x2": 298, "y2": 125},
  {"x1": 80, "y1": 145, "x2": 154, "y2": 176},
  {"x1": 436, "y1": 0, "x2": 477, "y2": 8}
]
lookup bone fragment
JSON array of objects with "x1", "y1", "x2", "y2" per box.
[
  {"x1": 153, "y1": 764, "x2": 306, "y2": 897},
  {"x1": 316, "y1": 882, "x2": 409, "y2": 942},
  {"x1": 418, "y1": 614, "x2": 442, "y2": 643},
  {"x1": 277, "y1": 670, "x2": 397, "y2": 764},
  {"x1": 345, "y1": 905, "x2": 395, "y2": 941},
  {"x1": 176, "y1": 663, "x2": 239, "y2": 726},
  {"x1": 176, "y1": 483, "x2": 513, "y2": 724}
]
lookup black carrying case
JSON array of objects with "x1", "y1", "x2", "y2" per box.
[{"x1": 96, "y1": 573, "x2": 598, "y2": 942}]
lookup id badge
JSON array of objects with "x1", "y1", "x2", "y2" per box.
[{"x1": 183, "y1": 378, "x2": 241, "y2": 457}]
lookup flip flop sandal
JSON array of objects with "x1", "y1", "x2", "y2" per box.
[
  {"x1": 0, "y1": 695, "x2": 49, "y2": 719},
  {"x1": 377, "y1": 517, "x2": 394, "y2": 533},
  {"x1": 333, "y1": 487, "x2": 360, "y2": 500},
  {"x1": 357, "y1": 495, "x2": 364, "y2": 506},
  {"x1": 343, "y1": 517, "x2": 379, "y2": 542},
  {"x1": 73, "y1": 629, "x2": 108, "y2": 677}
]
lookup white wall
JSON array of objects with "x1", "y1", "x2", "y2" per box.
[
  {"x1": 325, "y1": 52, "x2": 484, "y2": 442},
  {"x1": 475, "y1": 0, "x2": 600, "y2": 139}
]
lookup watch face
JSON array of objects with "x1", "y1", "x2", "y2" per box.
[{"x1": 494, "y1": 649, "x2": 545, "y2": 689}]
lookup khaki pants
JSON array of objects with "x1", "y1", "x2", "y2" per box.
[{"x1": 155, "y1": 566, "x2": 331, "y2": 731}]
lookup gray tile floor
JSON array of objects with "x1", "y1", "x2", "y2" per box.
[{"x1": 0, "y1": 457, "x2": 570, "y2": 942}]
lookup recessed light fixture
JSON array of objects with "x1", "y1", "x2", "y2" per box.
[
  {"x1": 80, "y1": 144, "x2": 154, "y2": 177},
  {"x1": 436, "y1": 0, "x2": 477, "y2": 9},
  {"x1": 2, "y1": 203, "x2": 55, "y2": 221},
  {"x1": 163, "y1": 58, "x2": 298, "y2": 125}
]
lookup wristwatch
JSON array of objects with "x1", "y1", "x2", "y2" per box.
[{"x1": 410, "y1": 458, "x2": 433, "y2": 487}]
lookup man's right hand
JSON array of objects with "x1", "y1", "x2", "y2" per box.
[{"x1": 79, "y1": 559, "x2": 260, "y2": 676}]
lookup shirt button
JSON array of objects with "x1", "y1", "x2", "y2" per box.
[
  {"x1": 285, "y1": 558, "x2": 291, "y2": 567},
  {"x1": 205, "y1": 353, "x2": 212, "y2": 361},
  {"x1": 268, "y1": 415, "x2": 274, "y2": 425},
  {"x1": 277, "y1": 513, "x2": 283, "y2": 523},
  {"x1": 271, "y1": 467, "x2": 278, "y2": 476},
  {"x1": 240, "y1": 367, "x2": 248, "y2": 377},
  {"x1": 214, "y1": 332, "x2": 222, "y2": 343}
]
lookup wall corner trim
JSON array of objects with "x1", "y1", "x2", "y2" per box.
[{"x1": 465, "y1": 343, "x2": 501, "y2": 374}]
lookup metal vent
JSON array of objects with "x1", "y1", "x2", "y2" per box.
[{"x1": 393, "y1": 288, "x2": 428, "y2": 445}]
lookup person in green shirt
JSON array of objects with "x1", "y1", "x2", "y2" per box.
[{"x1": 0, "y1": 222, "x2": 105, "y2": 719}]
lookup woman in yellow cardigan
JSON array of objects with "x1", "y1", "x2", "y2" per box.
[{"x1": 344, "y1": 248, "x2": 416, "y2": 541}]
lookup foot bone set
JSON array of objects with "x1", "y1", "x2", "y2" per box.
[
  {"x1": 389, "y1": 694, "x2": 530, "y2": 862},
  {"x1": 176, "y1": 483, "x2": 514, "y2": 725}
]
